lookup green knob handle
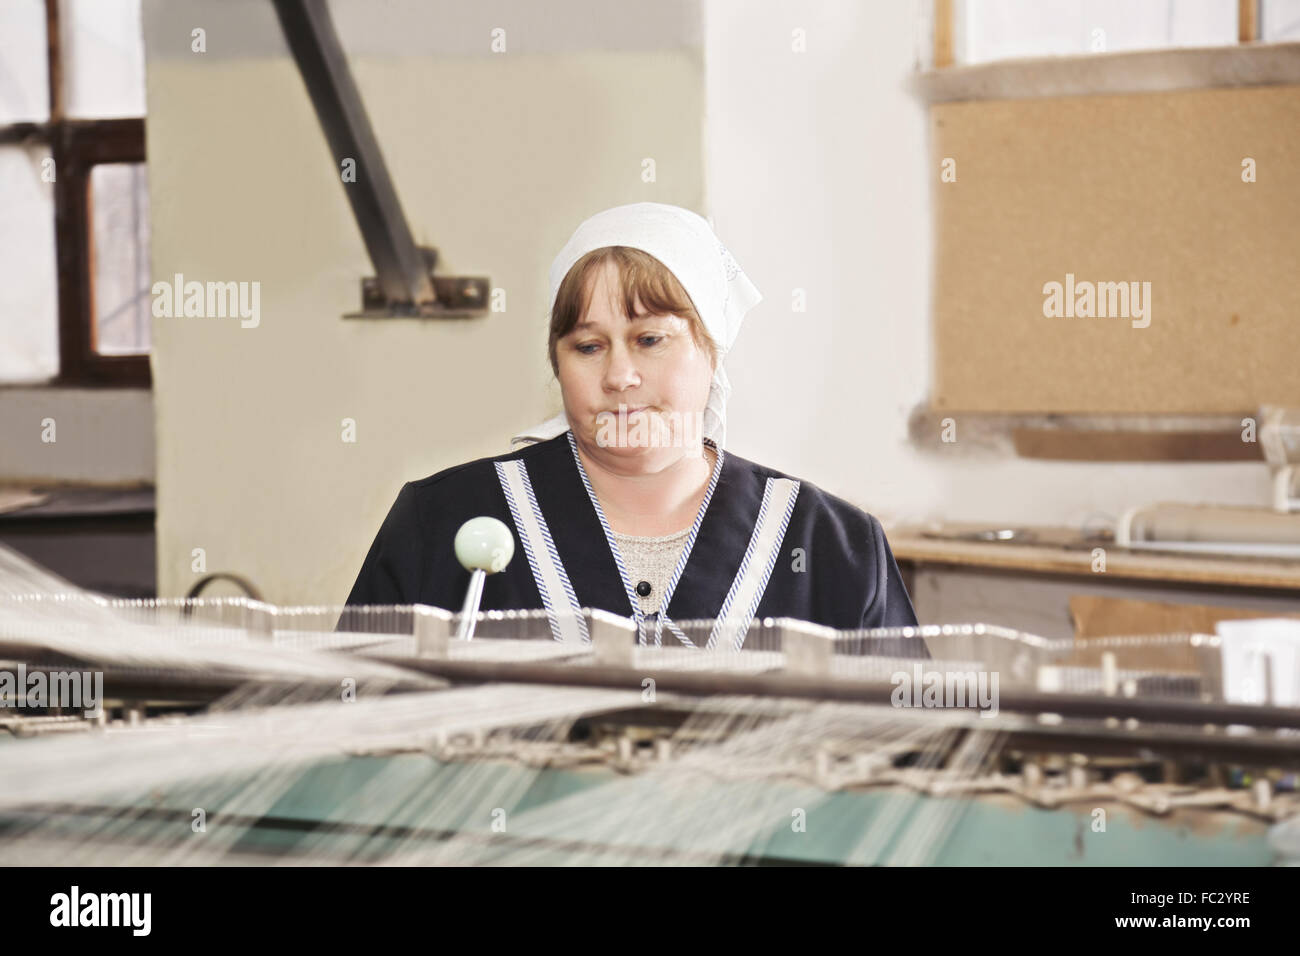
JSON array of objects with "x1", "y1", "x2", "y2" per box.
[{"x1": 454, "y1": 517, "x2": 514, "y2": 573}]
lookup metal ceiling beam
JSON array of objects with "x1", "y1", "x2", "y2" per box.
[{"x1": 271, "y1": 0, "x2": 435, "y2": 308}]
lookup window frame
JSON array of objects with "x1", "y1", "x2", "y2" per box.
[{"x1": 0, "y1": 0, "x2": 150, "y2": 388}]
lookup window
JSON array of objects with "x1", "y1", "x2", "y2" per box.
[
  {"x1": 0, "y1": 0, "x2": 150, "y2": 387},
  {"x1": 940, "y1": 0, "x2": 1300, "y2": 67},
  {"x1": 91, "y1": 162, "x2": 152, "y2": 356},
  {"x1": 956, "y1": 0, "x2": 1238, "y2": 63}
]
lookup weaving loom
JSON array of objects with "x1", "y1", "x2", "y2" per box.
[{"x1": 2, "y1": 580, "x2": 1298, "y2": 865}]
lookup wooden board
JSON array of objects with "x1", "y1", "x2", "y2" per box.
[
  {"x1": 888, "y1": 523, "x2": 1300, "y2": 591},
  {"x1": 931, "y1": 84, "x2": 1300, "y2": 414},
  {"x1": 1070, "y1": 593, "x2": 1300, "y2": 638}
]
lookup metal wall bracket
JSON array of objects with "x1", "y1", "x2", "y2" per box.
[{"x1": 353, "y1": 246, "x2": 489, "y2": 318}]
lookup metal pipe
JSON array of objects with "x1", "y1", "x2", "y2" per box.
[{"x1": 383, "y1": 654, "x2": 1300, "y2": 730}]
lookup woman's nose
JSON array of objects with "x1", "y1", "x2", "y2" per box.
[{"x1": 602, "y1": 346, "x2": 641, "y2": 390}]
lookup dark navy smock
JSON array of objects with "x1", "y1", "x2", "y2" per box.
[{"x1": 345, "y1": 431, "x2": 918, "y2": 635}]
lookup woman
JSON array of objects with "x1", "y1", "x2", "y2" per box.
[{"x1": 345, "y1": 203, "x2": 918, "y2": 646}]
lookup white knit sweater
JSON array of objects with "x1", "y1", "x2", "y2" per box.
[{"x1": 610, "y1": 526, "x2": 692, "y2": 616}]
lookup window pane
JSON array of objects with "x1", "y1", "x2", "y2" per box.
[
  {"x1": 0, "y1": 147, "x2": 59, "y2": 383},
  {"x1": 90, "y1": 163, "x2": 152, "y2": 356},
  {"x1": 0, "y1": 0, "x2": 51, "y2": 124},
  {"x1": 958, "y1": 0, "x2": 1238, "y2": 64},
  {"x1": 1263, "y1": 0, "x2": 1300, "y2": 40},
  {"x1": 62, "y1": 0, "x2": 147, "y2": 119}
]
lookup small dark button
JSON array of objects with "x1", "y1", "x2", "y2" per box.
[{"x1": 636, "y1": 580, "x2": 652, "y2": 597}]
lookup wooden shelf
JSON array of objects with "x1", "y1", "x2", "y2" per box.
[{"x1": 888, "y1": 523, "x2": 1300, "y2": 592}]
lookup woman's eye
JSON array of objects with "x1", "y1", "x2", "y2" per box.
[{"x1": 574, "y1": 336, "x2": 660, "y2": 354}]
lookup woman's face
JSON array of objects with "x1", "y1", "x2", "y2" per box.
[{"x1": 556, "y1": 260, "x2": 714, "y2": 462}]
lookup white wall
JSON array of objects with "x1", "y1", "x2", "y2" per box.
[{"x1": 704, "y1": 0, "x2": 1272, "y2": 530}]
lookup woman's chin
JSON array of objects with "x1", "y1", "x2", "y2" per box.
[
  {"x1": 585, "y1": 413, "x2": 671, "y2": 448},
  {"x1": 590, "y1": 438, "x2": 662, "y2": 456}
]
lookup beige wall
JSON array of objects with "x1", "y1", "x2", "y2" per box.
[{"x1": 142, "y1": 0, "x2": 704, "y2": 603}]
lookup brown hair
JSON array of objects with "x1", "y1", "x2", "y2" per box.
[{"x1": 547, "y1": 247, "x2": 719, "y2": 376}]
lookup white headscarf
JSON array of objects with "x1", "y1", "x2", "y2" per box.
[{"x1": 510, "y1": 202, "x2": 762, "y2": 450}]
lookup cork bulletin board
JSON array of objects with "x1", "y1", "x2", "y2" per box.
[{"x1": 931, "y1": 83, "x2": 1300, "y2": 414}]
